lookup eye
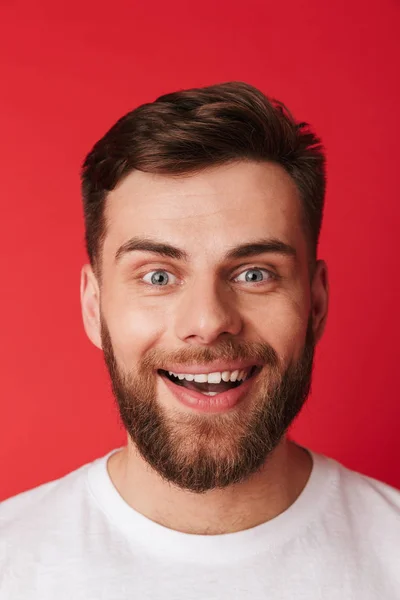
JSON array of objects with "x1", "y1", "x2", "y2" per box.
[
  {"x1": 234, "y1": 267, "x2": 276, "y2": 284},
  {"x1": 142, "y1": 270, "x2": 177, "y2": 286}
]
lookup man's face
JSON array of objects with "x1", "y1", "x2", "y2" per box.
[{"x1": 82, "y1": 160, "x2": 327, "y2": 493}]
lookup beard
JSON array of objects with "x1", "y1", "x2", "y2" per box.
[{"x1": 100, "y1": 315, "x2": 316, "y2": 494}]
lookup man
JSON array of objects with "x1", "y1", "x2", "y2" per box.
[{"x1": 0, "y1": 81, "x2": 399, "y2": 599}]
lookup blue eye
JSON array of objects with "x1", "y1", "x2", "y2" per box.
[
  {"x1": 142, "y1": 270, "x2": 177, "y2": 286},
  {"x1": 235, "y1": 268, "x2": 274, "y2": 283}
]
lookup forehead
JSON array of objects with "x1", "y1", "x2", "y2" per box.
[{"x1": 103, "y1": 160, "x2": 306, "y2": 261}]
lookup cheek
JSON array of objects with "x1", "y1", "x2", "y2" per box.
[
  {"x1": 244, "y1": 293, "x2": 309, "y2": 362},
  {"x1": 102, "y1": 294, "x2": 168, "y2": 365}
]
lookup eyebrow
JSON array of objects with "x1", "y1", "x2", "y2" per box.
[{"x1": 115, "y1": 236, "x2": 297, "y2": 264}]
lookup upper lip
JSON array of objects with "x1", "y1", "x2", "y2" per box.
[{"x1": 159, "y1": 361, "x2": 261, "y2": 375}]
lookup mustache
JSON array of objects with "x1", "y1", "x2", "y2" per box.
[{"x1": 139, "y1": 338, "x2": 279, "y2": 373}]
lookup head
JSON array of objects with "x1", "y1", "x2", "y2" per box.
[{"x1": 80, "y1": 81, "x2": 329, "y2": 494}]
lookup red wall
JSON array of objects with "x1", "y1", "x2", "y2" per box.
[{"x1": 1, "y1": 0, "x2": 399, "y2": 501}]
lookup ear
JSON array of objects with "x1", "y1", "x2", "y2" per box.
[
  {"x1": 80, "y1": 264, "x2": 102, "y2": 350},
  {"x1": 310, "y1": 259, "x2": 329, "y2": 343}
]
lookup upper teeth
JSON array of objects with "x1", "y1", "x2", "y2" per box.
[{"x1": 167, "y1": 369, "x2": 251, "y2": 384}]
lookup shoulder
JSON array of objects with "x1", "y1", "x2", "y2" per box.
[
  {"x1": 0, "y1": 452, "x2": 116, "y2": 596},
  {"x1": 335, "y1": 457, "x2": 400, "y2": 516},
  {"x1": 0, "y1": 453, "x2": 109, "y2": 551},
  {"x1": 313, "y1": 450, "x2": 400, "y2": 540},
  {"x1": 307, "y1": 451, "x2": 400, "y2": 596}
]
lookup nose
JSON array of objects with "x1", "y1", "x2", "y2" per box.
[{"x1": 174, "y1": 278, "x2": 243, "y2": 345}]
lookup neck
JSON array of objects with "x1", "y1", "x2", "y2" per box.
[{"x1": 107, "y1": 436, "x2": 312, "y2": 535}]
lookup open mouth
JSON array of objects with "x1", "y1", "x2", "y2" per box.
[{"x1": 158, "y1": 365, "x2": 261, "y2": 396}]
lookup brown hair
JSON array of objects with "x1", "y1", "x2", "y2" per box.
[{"x1": 81, "y1": 81, "x2": 326, "y2": 272}]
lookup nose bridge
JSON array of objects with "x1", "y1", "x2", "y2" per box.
[{"x1": 174, "y1": 274, "x2": 242, "y2": 343}]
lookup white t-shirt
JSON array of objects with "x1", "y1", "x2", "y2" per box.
[{"x1": 1, "y1": 447, "x2": 399, "y2": 599}]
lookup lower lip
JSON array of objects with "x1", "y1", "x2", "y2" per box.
[{"x1": 160, "y1": 371, "x2": 258, "y2": 413}]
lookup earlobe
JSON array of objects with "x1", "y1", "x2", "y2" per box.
[
  {"x1": 311, "y1": 260, "x2": 329, "y2": 343},
  {"x1": 80, "y1": 264, "x2": 102, "y2": 350}
]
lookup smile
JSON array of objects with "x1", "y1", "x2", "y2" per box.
[{"x1": 158, "y1": 365, "x2": 261, "y2": 396}]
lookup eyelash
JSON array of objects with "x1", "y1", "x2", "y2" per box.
[{"x1": 140, "y1": 267, "x2": 279, "y2": 288}]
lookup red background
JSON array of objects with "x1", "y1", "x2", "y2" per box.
[{"x1": 1, "y1": 0, "x2": 399, "y2": 501}]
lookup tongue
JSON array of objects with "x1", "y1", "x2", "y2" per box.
[{"x1": 179, "y1": 379, "x2": 237, "y2": 393}]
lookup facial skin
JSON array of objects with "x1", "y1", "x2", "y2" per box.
[{"x1": 81, "y1": 160, "x2": 329, "y2": 527}]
